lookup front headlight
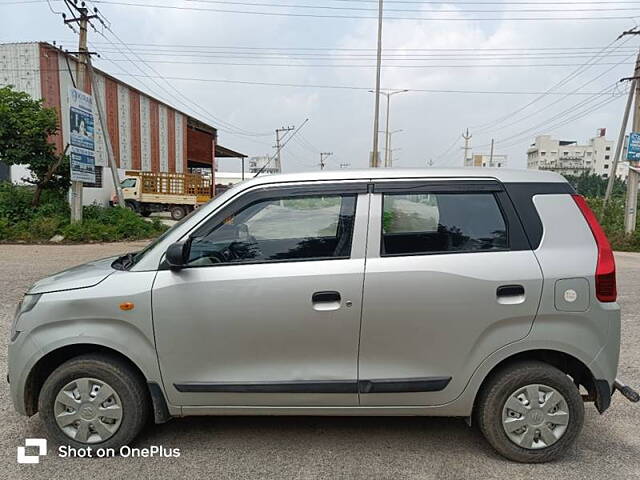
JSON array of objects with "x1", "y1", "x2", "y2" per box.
[{"x1": 10, "y1": 293, "x2": 41, "y2": 341}]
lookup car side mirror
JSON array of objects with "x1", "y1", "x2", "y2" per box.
[{"x1": 165, "y1": 240, "x2": 191, "y2": 270}]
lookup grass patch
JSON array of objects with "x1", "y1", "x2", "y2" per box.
[{"x1": 0, "y1": 182, "x2": 168, "y2": 243}]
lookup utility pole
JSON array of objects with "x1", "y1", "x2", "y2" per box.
[
  {"x1": 489, "y1": 138, "x2": 495, "y2": 166},
  {"x1": 603, "y1": 69, "x2": 636, "y2": 215},
  {"x1": 274, "y1": 126, "x2": 294, "y2": 173},
  {"x1": 63, "y1": 1, "x2": 97, "y2": 222},
  {"x1": 625, "y1": 74, "x2": 640, "y2": 233},
  {"x1": 254, "y1": 119, "x2": 309, "y2": 178},
  {"x1": 88, "y1": 58, "x2": 124, "y2": 208},
  {"x1": 616, "y1": 28, "x2": 640, "y2": 233},
  {"x1": 320, "y1": 152, "x2": 333, "y2": 171},
  {"x1": 462, "y1": 128, "x2": 472, "y2": 166},
  {"x1": 370, "y1": 0, "x2": 384, "y2": 168}
]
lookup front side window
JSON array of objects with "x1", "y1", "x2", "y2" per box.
[
  {"x1": 382, "y1": 192, "x2": 507, "y2": 255},
  {"x1": 187, "y1": 194, "x2": 357, "y2": 266},
  {"x1": 120, "y1": 178, "x2": 137, "y2": 188}
]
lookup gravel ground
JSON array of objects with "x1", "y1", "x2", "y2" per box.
[{"x1": 1, "y1": 244, "x2": 639, "y2": 479}]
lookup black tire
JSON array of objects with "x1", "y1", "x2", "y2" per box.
[
  {"x1": 124, "y1": 200, "x2": 138, "y2": 213},
  {"x1": 476, "y1": 360, "x2": 584, "y2": 463},
  {"x1": 38, "y1": 353, "x2": 149, "y2": 450},
  {"x1": 170, "y1": 206, "x2": 187, "y2": 221}
]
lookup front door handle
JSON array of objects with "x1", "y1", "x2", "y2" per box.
[{"x1": 312, "y1": 291, "x2": 341, "y2": 311}]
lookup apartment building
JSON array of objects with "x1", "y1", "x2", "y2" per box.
[{"x1": 526, "y1": 133, "x2": 628, "y2": 180}]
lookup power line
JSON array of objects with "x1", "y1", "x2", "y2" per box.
[
  {"x1": 18, "y1": 0, "x2": 640, "y2": 15},
  {"x1": 42, "y1": 0, "x2": 640, "y2": 21},
  {"x1": 12, "y1": 0, "x2": 640, "y2": 4},
  {"x1": 92, "y1": 48, "x2": 640, "y2": 60},
  {"x1": 5, "y1": 67, "x2": 625, "y2": 95},
  {"x1": 106, "y1": 0, "x2": 640, "y2": 14},
  {"x1": 70, "y1": 40, "x2": 640, "y2": 52},
  {"x1": 475, "y1": 90, "x2": 626, "y2": 150},
  {"x1": 471, "y1": 36, "x2": 630, "y2": 132},
  {"x1": 473, "y1": 50, "x2": 636, "y2": 135},
  {"x1": 96, "y1": 29, "x2": 271, "y2": 138},
  {"x1": 97, "y1": 58, "x2": 634, "y2": 68}
]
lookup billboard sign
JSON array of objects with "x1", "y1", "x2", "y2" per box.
[
  {"x1": 627, "y1": 132, "x2": 640, "y2": 164},
  {"x1": 68, "y1": 87, "x2": 95, "y2": 183},
  {"x1": 69, "y1": 146, "x2": 96, "y2": 183}
]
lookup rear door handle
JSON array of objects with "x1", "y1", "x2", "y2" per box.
[
  {"x1": 312, "y1": 291, "x2": 341, "y2": 303},
  {"x1": 497, "y1": 285, "x2": 525, "y2": 297},
  {"x1": 312, "y1": 291, "x2": 341, "y2": 311},
  {"x1": 496, "y1": 285, "x2": 525, "y2": 304}
]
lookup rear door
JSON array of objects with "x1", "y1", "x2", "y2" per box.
[{"x1": 358, "y1": 179, "x2": 543, "y2": 406}]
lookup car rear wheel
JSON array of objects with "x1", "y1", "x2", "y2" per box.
[
  {"x1": 38, "y1": 353, "x2": 149, "y2": 450},
  {"x1": 476, "y1": 360, "x2": 584, "y2": 463}
]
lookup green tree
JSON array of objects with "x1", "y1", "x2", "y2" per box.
[
  {"x1": 564, "y1": 172, "x2": 626, "y2": 198},
  {"x1": 0, "y1": 85, "x2": 69, "y2": 206}
]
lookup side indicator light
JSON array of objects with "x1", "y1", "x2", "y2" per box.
[{"x1": 119, "y1": 302, "x2": 135, "y2": 311}]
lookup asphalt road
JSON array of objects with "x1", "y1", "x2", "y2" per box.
[{"x1": 1, "y1": 244, "x2": 639, "y2": 479}]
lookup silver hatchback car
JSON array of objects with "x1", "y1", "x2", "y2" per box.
[{"x1": 8, "y1": 169, "x2": 638, "y2": 462}]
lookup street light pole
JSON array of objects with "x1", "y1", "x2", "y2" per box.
[
  {"x1": 370, "y1": 89, "x2": 408, "y2": 167},
  {"x1": 382, "y1": 90, "x2": 408, "y2": 167}
]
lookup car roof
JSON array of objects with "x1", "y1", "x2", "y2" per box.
[{"x1": 238, "y1": 167, "x2": 566, "y2": 189}]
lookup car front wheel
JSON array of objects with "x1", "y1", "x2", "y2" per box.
[
  {"x1": 38, "y1": 353, "x2": 149, "y2": 450},
  {"x1": 476, "y1": 360, "x2": 584, "y2": 463}
]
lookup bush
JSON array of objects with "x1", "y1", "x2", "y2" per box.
[
  {"x1": 0, "y1": 181, "x2": 168, "y2": 243},
  {"x1": 586, "y1": 197, "x2": 640, "y2": 252},
  {"x1": 0, "y1": 182, "x2": 35, "y2": 223}
]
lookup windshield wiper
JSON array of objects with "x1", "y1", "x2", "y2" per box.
[{"x1": 112, "y1": 252, "x2": 136, "y2": 271}]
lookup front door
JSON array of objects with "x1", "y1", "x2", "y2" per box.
[
  {"x1": 358, "y1": 180, "x2": 543, "y2": 406},
  {"x1": 153, "y1": 184, "x2": 369, "y2": 407}
]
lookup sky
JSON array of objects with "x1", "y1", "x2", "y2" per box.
[{"x1": 1, "y1": 0, "x2": 639, "y2": 173}]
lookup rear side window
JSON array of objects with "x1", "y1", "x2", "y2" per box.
[{"x1": 382, "y1": 192, "x2": 508, "y2": 255}]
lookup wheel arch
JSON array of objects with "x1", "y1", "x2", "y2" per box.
[
  {"x1": 23, "y1": 343, "x2": 171, "y2": 423},
  {"x1": 472, "y1": 349, "x2": 609, "y2": 415}
]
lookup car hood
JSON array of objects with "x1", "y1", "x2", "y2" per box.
[{"x1": 28, "y1": 256, "x2": 118, "y2": 294}]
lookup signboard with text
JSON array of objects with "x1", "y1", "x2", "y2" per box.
[
  {"x1": 68, "y1": 87, "x2": 95, "y2": 183},
  {"x1": 627, "y1": 132, "x2": 640, "y2": 164}
]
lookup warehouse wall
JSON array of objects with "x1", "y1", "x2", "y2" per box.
[{"x1": 1, "y1": 42, "x2": 207, "y2": 206}]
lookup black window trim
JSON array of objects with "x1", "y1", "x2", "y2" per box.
[
  {"x1": 376, "y1": 180, "x2": 528, "y2": 258},
  {"x1": 159, "y1": 182, "x2": 367, "y2": 270}
]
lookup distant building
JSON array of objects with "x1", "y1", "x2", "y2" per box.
[
  {"x1": 465, "y1": 153, "x2": 508, "y2": 168},
  {"x1": 527, "y1": 132, "x2": 628, "y2": 180}
]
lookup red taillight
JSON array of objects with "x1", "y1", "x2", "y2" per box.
[{"x1": 572, "y1": 195, "x2": 617, "y2": 302}]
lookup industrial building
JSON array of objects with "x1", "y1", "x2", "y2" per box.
[
  {"x1": 526, "y1": 131, "x2": 628, "y2": 180},
  {"x1": 0, "y1": 42, "x2": 246, "y2": 205}
]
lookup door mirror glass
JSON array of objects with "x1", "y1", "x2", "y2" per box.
[{"x1": 165, "y1": 240, "x2": 191, "y2": 270}]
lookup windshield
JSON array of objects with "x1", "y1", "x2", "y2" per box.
[{"x1": 120, "y1": 178, "x2": 137, "y2": 188}]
